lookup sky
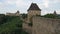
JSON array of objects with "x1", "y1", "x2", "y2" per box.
[{"x1": 0, "y1": 0, "x2": 60, "y2": 15}]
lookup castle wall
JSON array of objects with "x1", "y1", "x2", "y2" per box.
[
  {"x1": 32, "y1": 16, "x2": 60, "y2": 34},
  {"x1": 28, "y1": 10, "x2": 41, "y2": 16},
  {"x1": 6, "y1": 12, "x2": 20, "y2": 16},
  {"x1": 22, "y1": 18, "x2": 32, "y2": 34},
  {"x1": 28, "y1": 10, "x2": 41, "y2": 23}
]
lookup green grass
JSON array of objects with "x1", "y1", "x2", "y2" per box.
[{"x1": 0, "y1": 16, "x2": 23, "y2": 34}]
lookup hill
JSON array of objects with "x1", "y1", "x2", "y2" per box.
[{"x1": 0, "y1": 16, "x2": 28, "y2": 34}]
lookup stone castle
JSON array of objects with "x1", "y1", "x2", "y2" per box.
[
  {"x1": 6, "y1": 3, "x2": 60, "y2": 34},
  {"x1": 6, "y1": 10, "x2": 20, "y2": 16}
]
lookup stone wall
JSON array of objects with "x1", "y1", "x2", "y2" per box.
[
  {"x1": 28, "y1": 10, "x2": 41, "y2": 22},
  {"x1": 32, "y1": 16, "x2": 60, "y2": 34},
  {"x1": 22, "y1": 18, "x2": 32, "y2": 34},
  {"x1": 6, "y1": 11, "x2": 20, "y2": 16}
]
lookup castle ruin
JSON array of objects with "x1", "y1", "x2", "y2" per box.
[
  {"x1": 5, "y1": 3, "x2": 60, "y2": 34},
  {"x1": 6, "y1": 10, "x2": 20, "y2": 16},
  {"x1": 23, "y1": 3, "x2": 60, "y2": 34}
]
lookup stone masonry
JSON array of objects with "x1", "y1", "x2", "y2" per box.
[
  {"x1": 32, "y1": 16, "x2": 60, "y2": 34},
  {"x1": 22, "y1": 3, "x2": 60, "y2": 34}
]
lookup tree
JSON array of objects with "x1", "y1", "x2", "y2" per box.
[
  {"x1": 21, "y1": 14, "x2": 27, "y2": 19},
  {"x1": 0, "y1": 14, "x2": 6, "y2": 25},
  {"x1": 0, "y1": 16, "x2": 28, "y2": 34},
  {"x1": 43, "y1": 14, "x2": 57, "y2": 18}
]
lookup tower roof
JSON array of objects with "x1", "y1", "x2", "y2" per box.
[
  {"x1": 27, "y1": 3, "x2": 41, "y2": 11},
  {"x1": 54, "y1": 10, "x2": 57, "y2": 15}
]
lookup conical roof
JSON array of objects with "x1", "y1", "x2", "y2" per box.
[
  {"x1": 27, "y1": 3, "x2": 41, "y2": 11},
  {"x1": 54, "y1": 10, "x2": 57, "y2": 15}
]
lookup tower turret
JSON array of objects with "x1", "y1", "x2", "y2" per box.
[
  {"x1": 27, "y1": 3, "x2": 41, "y2": 22},
  {"x1": 53, "y1": 10, "x2": 57, "y2": 15},
  {"x1": 15, "y1": 10, "x2": 20, "y2": 16}
]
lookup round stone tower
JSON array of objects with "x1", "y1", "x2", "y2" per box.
[{"x1": 27, "y1": 3, "x2": 41, "y2": 23}]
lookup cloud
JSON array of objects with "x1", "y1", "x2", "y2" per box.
[
  {"x1": 4, "y1": 0, "x2": 30, "y2": 8},
  {"x1": 0, "y1": 2, "x2": 6, "y2": 9},
  {"x1": 49, "y1": 0, "x2": 60, "y2": 3},
  {"x1": 38, "y1": 0, "x2": 49, "y2": 9},
  {"x1": 0, "y1": 2, "x2": 2, "y2": 7},
  {"x1": 42, "y1": 0, "x2": 60, "y2": 8},
  {"x1": 15, "y1": 0, "x2": 26, "y2": 7},
  {"x1": 44, "y1": 0, "x2": 49, "y2": 8},
  {"x1": 42, "y1": 0, "x2": 49, "y2": 8},
  {"x1": 0, "y1": 0, "x2": 60, "y2": 14}
]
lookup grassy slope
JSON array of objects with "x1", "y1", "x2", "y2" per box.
[{"x1": 0, "y1": 16, "x2": 23, "y2": 34}]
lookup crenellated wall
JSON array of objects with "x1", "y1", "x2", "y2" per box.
[{"x1": 32, "y1": 16, "x2": 60, "y2": 34}]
